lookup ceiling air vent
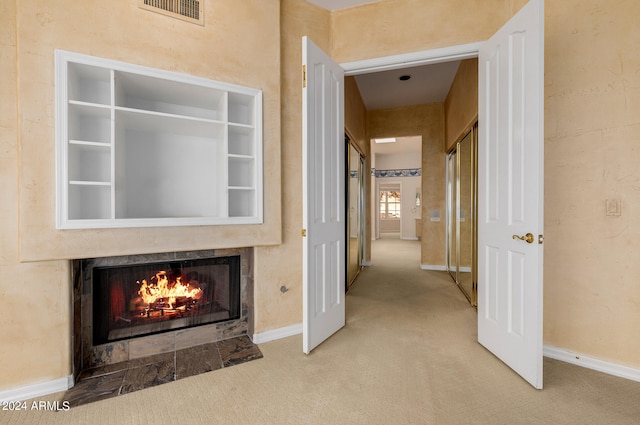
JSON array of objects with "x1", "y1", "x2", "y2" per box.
[{"x1": 139, "y1": 0, "x2": 204, "y2": 25}]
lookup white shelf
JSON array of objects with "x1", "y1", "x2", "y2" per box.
[
  {"x1": 228, "y1": 125, "x2": 255, "y2": 156},
  {"x1": 68, "y1": 103, "x2": 111, "y2": 144},
  {"x1": 69, "y1": 181, "x2": 112, "y2": 186},
  {"x1": 228, "y1": 156, "x2": 255, "y2": 188},
  {"x1": 228, "y1": 92, "x2": 255, "y2": 125},
  {"x1": 67, "y1": 62, "x2": 111, "y2": 105},
  {"x1": 228, "y1": 189, "x2": 256, "y2": 218},
  {"x1": 56, "y1": 50, "x2": 263, "y2": 229},
  {"x1": 115, "y1": 71, "x2": 226, "y2": 121},
  {"x1": 68, "y1": 142, "x2": 111, "y2": 183}
]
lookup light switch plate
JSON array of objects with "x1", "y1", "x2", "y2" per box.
[{"x1": 606, "y1": 199, "x2": 621, "y2": 216}]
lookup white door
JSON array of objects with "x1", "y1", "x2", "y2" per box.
[
  {"x1": 477, "y1": 0, "x2": 544, "y2": 388},
  {"x1": 302, "y1": 36, "x2": 346, "y2": 354}
]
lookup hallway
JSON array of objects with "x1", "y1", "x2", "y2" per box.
[{"x1": 342, "y1": 235, "x2": 640, "y2": 423}]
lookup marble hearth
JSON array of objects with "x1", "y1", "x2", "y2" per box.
[{"x1": 65, "y1": 335, "x2": 263, "y2": 407}]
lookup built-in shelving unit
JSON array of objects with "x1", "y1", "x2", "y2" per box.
[{"x1": 56, "y1": 50, "x2": 263, "y2": 229}]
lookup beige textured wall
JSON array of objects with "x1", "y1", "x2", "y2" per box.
[
  {"x1": 3, "y1": 0, "x2": 281, "y2": 391},
  {"x1": 444, "y1": 59, "x2": 479, "y2": 152},
  {"x1": 251, "y1": 0, "x2": 330, "y2": 334},
  {"x1": 345, "y1": 76, "x2": 368, "y2": 154},
  {"x1": 544, "y1": 0, "x2": 640, "y2": 368},
  {"x1": 345, "y1": 76, "x2": 371, "y2": 262},
  {"x1": 18, "y1": 0, "x2": 281, "y2": 262},
  {"x1": 5, "y1": 0, "x2": 640, "y2": 394},
  {"x1": 0, "y1": 0, "x2": 72, "y2": 391},
  {"x1": 367, "y1": 104, "x2": 445, "y2": 267},
  {"x1": 331, "y1": 0, "x2": 528, "y2": 63}
]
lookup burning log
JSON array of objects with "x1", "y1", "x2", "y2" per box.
[{"x1": 137, "y1": 271, "x2": 203, "y2": 310}]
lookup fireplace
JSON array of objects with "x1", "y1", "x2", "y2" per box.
[
  {"x1": 92, "y1": 256, "x2": 240, "y2": 345},
  {"x1": 72, "y1": 248, "x2": 253, "y2": 379}
]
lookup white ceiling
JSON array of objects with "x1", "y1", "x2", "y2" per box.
[{"x1": 353, "y1": 61, "x2": 461, "y2": 110}]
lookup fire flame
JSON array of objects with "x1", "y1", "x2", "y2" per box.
[{"x1": 137, "y1": 271, "x2": 202, "y2": 309}]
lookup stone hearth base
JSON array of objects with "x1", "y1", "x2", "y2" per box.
[{"x1": 65, "y1": 335, "x2": 262, "y2": 407}]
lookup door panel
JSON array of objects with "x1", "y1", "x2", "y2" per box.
[
  {"x1": 302, "y1": 36, "x2": 346, "y2": 354},
  {"x1": 477, "y1": 0, "x2": 544, "y2": 389}
]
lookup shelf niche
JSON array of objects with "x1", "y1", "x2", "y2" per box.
[{"x1": 56, "y1": 50, "x2": 263, "y2": 229}]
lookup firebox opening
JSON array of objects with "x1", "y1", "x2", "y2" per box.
[{"x1": 92, "y1": 255, "x2": 240, "y2": 345}]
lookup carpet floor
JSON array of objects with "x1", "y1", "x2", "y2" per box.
[{"x1": 3, "y1": 236, "x2": 640, "y2": 424}]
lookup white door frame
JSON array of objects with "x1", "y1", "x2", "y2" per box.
[
  {"x1": 343, "y1": 41, "x2": 481, "y2": 244},
  {"x1": 341, "y1": 42, "x2": 482, "y2": 76}
]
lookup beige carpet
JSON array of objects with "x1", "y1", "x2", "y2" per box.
[{"x1": 4, "y1": 237, "x2": 640, "y2": 424}]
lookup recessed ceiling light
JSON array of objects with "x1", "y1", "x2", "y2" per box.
[
  {"x1": 399, "y1": 75, "x2": 411, "y2": 81},
  {"x1": 374, "y1": 138, "x2": 397, "y2": 144}
]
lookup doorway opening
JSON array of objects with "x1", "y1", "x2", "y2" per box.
[
  {"x1": 345, "y1": 45, "x2": 479, "y2": 288},
  {"x1": 369, "y1": 135, "x2": 422, "y2": 244}
]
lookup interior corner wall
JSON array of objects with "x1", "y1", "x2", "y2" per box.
[
  {"x1": 250, "y1": 0, "x2": 331, "y2": 335},
  {"x1": 367, "y1": 104, "x2": 445, "y2": 267},
  {"x1": 444, "y1": 58, "x2": 478, "y2": 152}
]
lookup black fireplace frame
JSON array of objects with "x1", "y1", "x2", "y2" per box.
[{"x1": 91, "y1": 255, "x2": 241, "y2": 345}]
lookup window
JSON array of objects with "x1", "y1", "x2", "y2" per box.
[{"x1": 380, "y1": 190, "x2": 401, "y2": 219}]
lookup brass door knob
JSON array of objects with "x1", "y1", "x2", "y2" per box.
[{"x1": 512, "y1": 233, "x2": 535, "y2": 244}]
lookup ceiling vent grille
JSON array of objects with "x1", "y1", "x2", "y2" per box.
[{"x1": 139, "y1": 0, "x2": 204, "y2": 25}]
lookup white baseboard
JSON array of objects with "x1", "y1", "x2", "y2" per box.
[
  {"x1": 544, "y1": 345, "x2": 640, "y2": 383},
  {"x1": 0, "y1": 375, "x2": 73, "y2": 403},
  {"x1": 420, "y1": 264, "x2": 447, "y2": 271},
  {"x1": 420, "y1": 265, "x2": 471, "y2": 273},
  {"x1": 252, "y1": 323, "x2": 302, "y2": 344}
]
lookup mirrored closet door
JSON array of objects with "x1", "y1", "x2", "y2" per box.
[
  {"x1": 446, "y1": 125, "x2": 478, "y2": 306},
  {"x1": 347, "y1": 136, "x2": 366, "y2": 289}
]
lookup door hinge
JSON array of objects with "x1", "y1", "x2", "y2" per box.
[
  {"x1": 302, "y1": 229, "x2": 307, "y2": 237},
  {"x1": 302, "y1": 65, "x2": 307, "y2": 88}
]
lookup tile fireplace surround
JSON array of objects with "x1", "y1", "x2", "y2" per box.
[
  {"x1": 65, "y1": 335, "x2": 263, "y2": 407},
  {"x1": 70, "y1": 248, "x2": 257, "y2": 406}
]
